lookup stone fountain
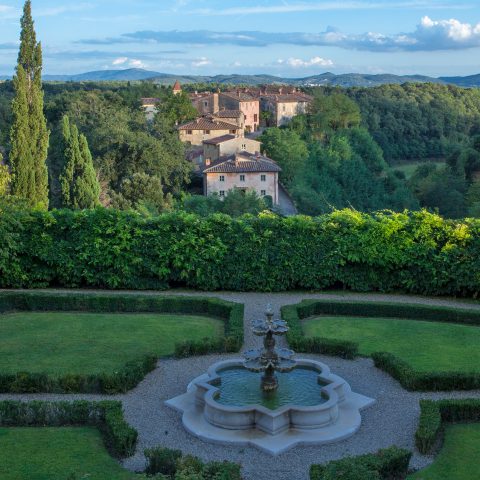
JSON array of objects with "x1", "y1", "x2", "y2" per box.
[{"x1": 166, "y1": 305, "x2": 375, "y2": 455}]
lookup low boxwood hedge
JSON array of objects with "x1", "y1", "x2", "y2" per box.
[
  {"x1": 0, "y1": 292, "x2": 244, "y2": 393},
  {"x1": 283, "y1": 299, "x2": 480, "y2": 390},
  {"x1": 310, "y1": 446, "x2": 411, "y2": 480},
  {"x1": 0, "y1": 400, "x2": 137, "y2": 458},
  {"x1": 415, "y1": 399, "x2": 480, "y2": 454}
]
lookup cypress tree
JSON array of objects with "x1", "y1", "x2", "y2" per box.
[
  {"x1": 9, "y1": 1, "x2": 49, "y2": 208},
  {"x1": 60, "y1": 115, "x2": 100, "y2": 209}
]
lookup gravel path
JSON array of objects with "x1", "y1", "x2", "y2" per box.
[{"x1": 2, "y1": 290, "x2": 480, "y2": 479}]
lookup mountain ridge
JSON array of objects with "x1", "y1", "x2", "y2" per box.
[{"x1": 1, "y1": 68, "x2": 480, "y2": 87}]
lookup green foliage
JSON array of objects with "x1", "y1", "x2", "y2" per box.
[
  {"x1": 157, "y1": 91, "x2": 199, "y2": 127},
  {"x1": 0, "y1": 157, "x2": 10, "y2": 196},
  {"x1": 59, "y1": 115, "x2": 100, "y2": 209},
  {"x1": 179, "y1": 190, "x2": 268, "y2": 217},
  {"x1": 415, "y1": 399, "x2": 480, "y2": 455},
  {"x1": 1, "y1": 207, "x2": 480, "y2": 297},
  {"x1": 260, "y1": 128, "x2": 308, "y2": 185},
  {"x1": 308, "y1": 92, "x2": 361, "y2": 138},
  {"x1": 144, "y1": 447, "x2": 241, "y2": 480},
  {"x1": 0, "y1": 292, "x2": 243, "y2": 392},
  {"x1": 0, "y1": 400, "x2": 137, "y2": 458},
  {"x1": 310, "y1": 447, "x2": 411, "y2": 480},
  {"x1": 9, "y1": 1, "x2": 49, "y2": 209}
]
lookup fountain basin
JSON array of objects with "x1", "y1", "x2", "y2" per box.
[{"x1": 166, "y1": 359, "x2": 375, "y2": 454}]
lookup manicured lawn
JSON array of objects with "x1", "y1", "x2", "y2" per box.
[
  {"x1": 409, "y1": 424, "x2": 480, "y2": 480},
  {"x1": 0, "y1": 312, "x2": 223, "y2": 374},
  {"x1": 0, "y1": 427, "x2": 139, "y2": 480},
  {"x1": 303, "y1": 316, "x2": 480, "y2": 372}
]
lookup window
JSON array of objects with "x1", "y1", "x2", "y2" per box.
[
  {"x1": 230, "y1": 130, "x2": 236, "y2": 134},
  {"x1": 219, "y1": 191, "x2": 225, "y2": 197},
  {"x1": 204, "y1": 130, "x2": 210, "y2": 134},
  {"x1": 219, "y1": 175, "x2": 225, "y2": 182},
  {"x1": 204, "y1": 101, "x2": 208, "y2": 107},
  {"x1": 254, "y1": 114, "x2": 258, "y2": 122},
  {"x1": 187, "y1": 130, "x2": 192, "y2": 135},
  {"x1": 242, "y1": 144, "x2": 246, "y2": 150},
  {"x1": 261, "y1": 175, "x2": 266, "y2": 182},
  {"x1": 240, "y1": 175, "x2": 245, "y2": 182},
  {"x1": 261, "y1": 190, "x2": 266, "y2": 196}
]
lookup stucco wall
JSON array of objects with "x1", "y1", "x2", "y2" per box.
[
  {"x1": 205, "y1": 171, "x2": 278, "y2": 204},
  {"x1": 180, "y1": 127, "x2": 239, "y2": 146},
  {"x1": 219, "y1": 95, "x2": 260, "y2": 133}
]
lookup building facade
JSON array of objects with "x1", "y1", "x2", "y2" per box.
[
  {"x1": 260, "y1": 92, "x2": 312, "y2": 127},
  {"x1": 203, "y1": 135, "x2": 261, "y2": 162},
  {"x1": 219, "y1": 92, "x2": 260, "y2": 133},
  {"x1": 178, "y1": 117, "x2": 241, "y2": 145},
  {"x1": 202, "y1": 152, "x2": 281, "y2": 204}
]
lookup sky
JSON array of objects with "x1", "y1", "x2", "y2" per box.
[{"x1": 1, "y1": 0, "x2": 480, "y2": 77}]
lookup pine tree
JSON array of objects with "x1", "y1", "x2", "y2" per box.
[
  {"x1": 59, "y1": 115, "x2": 100, "y2": 209},
  {"x1": 9, "y1": 1, "x2": 49, "y2": 208}
]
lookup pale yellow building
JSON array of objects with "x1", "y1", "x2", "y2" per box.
[
  {"x1": 178, "y1": 117, "x2": 241, "y2": 145},
  {"x1": 261, "y1": 92, "x2": 312, "y2": 127},
  {"x1": 203, "y1": 135, "x2": 261, "y2": 162},
  {"x1": 202, "y1": 152, "x2": 281, "y2": 204}
]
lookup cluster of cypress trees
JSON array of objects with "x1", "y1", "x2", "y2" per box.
[{"x1": 7, "y1": 1, "x2": 100, "y2": 210}]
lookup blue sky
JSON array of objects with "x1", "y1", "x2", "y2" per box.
[{"x1": 1, "y1": 0, "x2": 480, "y2": 77}]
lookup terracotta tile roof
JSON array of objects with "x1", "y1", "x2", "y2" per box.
[
  {"x1": 178, "y1": 117, "x2": 239, "y2": 131},
  {"x1": 203, "y1": 152, "x2": 281, "y2": 174},
  {"x1": 203, "y1": 134, "x2": 237, "y2": 145},
  {"x1": 220, "y1": 91, "x2": 259, "y2": 102},
  {"x1": 213, "y1": 110, "x2": 243, "y2": 118},
  {"x1": 141, "y1": 97, "x2": 160, "y2": 106},
  {"x1": 262, "y1": 93, "x2": 313, "y2": 103}
]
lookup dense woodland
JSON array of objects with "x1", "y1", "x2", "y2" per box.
[{"x1": 2, "y1": 78, "x2": 480, "y2": 218}]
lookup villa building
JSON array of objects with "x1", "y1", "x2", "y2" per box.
[
  {"x1": 202, "y1": 151, "x2": 281, "y2": 204},
  {"x1": 178, "y1": 116, "x2": 241, "y2": 145},
  {"x1": 203, "y1": 135, "x2": 261, "y2": 162},
  {"x1": 141, "y1": 97, "x2": 160, "y2": 121},
  {"x1": 219, "y1": 92, "x2": 260, "y2": 133},
  {"x1": 260, "y1": 90, "x2": 313, "y2": 127},
  {"x1": 190, "y1": 92, "x2": 219, "y2": 115}
]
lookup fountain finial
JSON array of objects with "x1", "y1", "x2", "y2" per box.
[{"x1": 243, "y1": 305, "x2": 296, "y2": 392}]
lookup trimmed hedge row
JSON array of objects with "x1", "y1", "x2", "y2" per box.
[
  {"x1": 415, "y1": 399, "x2": 480, "y2": 454},
  {"x1": 0, "y1": 400, "x2": 137, "y2": 458},
  {"x1": 310, "y1": 446, "x2": 411, "y2": 480},
  {"x1": 1, "y1": 207, "x2": 480, "y2": 296},
  {"x1": 0, "y1": 292, "x2": 244, "y2": 393},
  {"x1": 283, "y1": 299, "x2": 480, "y2": 391},
  {"x1": 145, "y1": 447, "x2": 241, "y2": 480}
]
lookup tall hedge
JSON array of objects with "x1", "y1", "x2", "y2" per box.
[{"x1": 1, "y1": 206, "x2": 480, "y2": 295}]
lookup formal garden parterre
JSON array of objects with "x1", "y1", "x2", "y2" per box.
[{"x1": 2, "y1": 291, "x2": 480, "y2": 479}]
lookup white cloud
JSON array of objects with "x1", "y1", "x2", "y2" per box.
[
  {"x1": 278, "y1": 56, "x2": 334, "y2": 68},
  {"x1": 112, "y1": 57, "x2": 128, "y2": 65},
  {"x1": 191, "y1": 57, "x2": 211, "y2": 67},
  {"x1": 112, "y1": 57, "x2": 147, "y2": 69}
]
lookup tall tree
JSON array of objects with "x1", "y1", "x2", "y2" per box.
[
  {"x1": 9, "y1": 0, "x2": 49, "y2": 208},
  {"x1": 0, "y1": 153, "x2": 10, "y2": 196},
  {"x1": 59, "y1": 115, "x2": 100, "y2": 209}
]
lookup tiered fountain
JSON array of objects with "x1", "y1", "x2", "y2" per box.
[{"x1": 166, "y1": 305, "x2": 375, "y2": 455}]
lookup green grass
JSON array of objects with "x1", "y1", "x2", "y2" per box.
[
  {"x1": 0, "y1": 427, "x2": 140, "y2": 480},
  {"x1": 0, "y1": 312, "x2": 223, "y2": 375},
  {"x1": 303, "y1": 316, "x2": 480, "y2": 372},
  {"x1": 409, "y1": 424, "x2": 480, "y2": 480}
]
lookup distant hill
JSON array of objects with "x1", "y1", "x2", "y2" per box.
[
  {"x1": 1, "y1": 68, "x2": 480, "y2": 87},
  {"x1": 440, "y1": 74, "x2": 480, "y2": 87},
  {"x1": 43, "y1": 68, "x2": 166, "y2": 82}
]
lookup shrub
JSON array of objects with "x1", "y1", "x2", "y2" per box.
[
  {"x1": 1, "y1": 208, "x2": 480, "y2": 297},
  {"x1": 0, "y1": 292, "x2": 243, "y2": 393},
  {"x1": 0, "y1": 400, "x2": 136, "y2": 458},
  {"x1": 415, "y1": 399, "x2": 480, "y2": 454},
  {"x1": 310, "y1": 447, "x2": 411, "y2": 480},
  {"x1": 145, "y1": 447, "x2": 182, "y2": 477},
  {"x1": 144, "y1": 448, "x2": 241, "y2": 480}
]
